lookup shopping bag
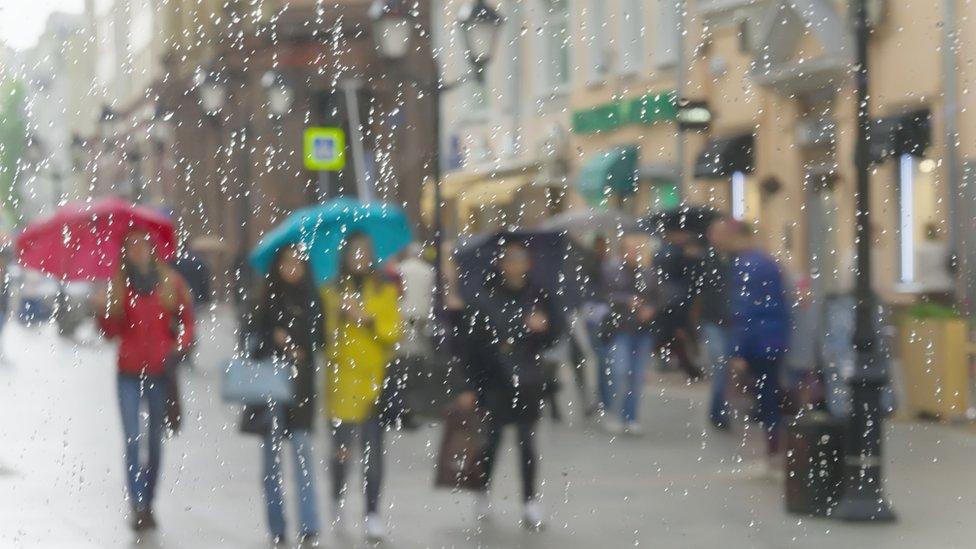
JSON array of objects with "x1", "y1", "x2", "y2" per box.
[
  {"x1": 221, "y1": 356, "x2": 295, "y2": 405},
  {"x1": 435, "y1": 405, "x2": 488, "y2": 491}
]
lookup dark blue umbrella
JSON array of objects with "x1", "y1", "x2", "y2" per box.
[{"x1": 454, "y1": 229, "x2": 584, "y2": 311}]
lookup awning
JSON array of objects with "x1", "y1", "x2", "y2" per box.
[
  {"x1": 457, "y1": 176, "x2": 529, "y2": 209},
  {"x1": 693, "y1": 134, "x2": 754, "y2": 179},
  {"x1": 575, "y1": 145, "x2": 640, "y2": 205},
  {"x1": 869, "y1": 109, "x2": 930, "y2": 164}
]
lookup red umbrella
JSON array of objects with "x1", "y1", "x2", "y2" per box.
[{"x1": 15, "y1": 197, "x2": 177, "y2": 281}]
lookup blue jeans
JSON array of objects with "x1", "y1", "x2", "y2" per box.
[
  {"x1": 263, "y1": 410, "x2": 320, "y2": 538},
  {"x1": 701, "y1": 323, "x2": 731, "y2": 426},
  {"x1": 585, "y1": 318, "x2": 612, "y2": 411},
  {"x1": 117, "y1": 373, "x2": 167, "y2": 510},
  {"x1": 608, "y1": 332, "x2": 654, "y2": 423}
]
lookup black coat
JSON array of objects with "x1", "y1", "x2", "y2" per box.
[
  {"x1": 245, "y1": 283, "x2": 324, "y2": 434},
  {"x1": 463, "y1": 278, "x2": 563, "y2": 424}
]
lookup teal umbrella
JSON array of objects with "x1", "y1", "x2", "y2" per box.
[{"x1": 249, "y1": 197, "x2": 412, "y2": 284}]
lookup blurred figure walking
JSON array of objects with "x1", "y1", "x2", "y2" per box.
[
  {"x1": 699, "y1": 225, "x2": 733, "y2": 430},
  {"x1": 321, "y1": 233, "x2": 401, "y2": 542},
  {"x1": 572, "y1": 234, "x2": 610, "y2": 417},
  {"x1": 654, "y1": 226, "x2": 704, "y2": 380},
  {"x1": 244, "y1": 245, "x2": 323, "y2": 547},
  {"x1": 94, "y1": 231, "x2": 195, "y2": 532},
  {"x1": 711, "y1": 218, "x2": 790, "y2": 475},
  {"x1": 601, "y1": 234, "x2": 659, "y2": 435},
  {"x1": 463, "y1": 240, "x2": 563, "y2": 530}
]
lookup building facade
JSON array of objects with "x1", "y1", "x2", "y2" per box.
[
  {"x1": 82, "y1": 0, "x2": 437, "y2": 295},
  {"x1": 678, "y1": 0, "x2": 972, "y2": 306},
  {"x1": 449, "y1": 0, "x2": 973, "y2": 308}
]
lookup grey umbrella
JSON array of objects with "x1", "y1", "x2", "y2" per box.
[{"x1": 538, "y1": 208, "x2": 636, "y2": 235}]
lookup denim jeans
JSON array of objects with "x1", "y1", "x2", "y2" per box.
[
  {"x1": 701, "y1": 323, "x2": 731, "y2": 426},
  {"x1": 262, "y1": 409, "x2": 320, "y2": 539},
  {"x1": 117, "y1": 373, "x2": 167, "y2": 510},
  {"x1": 330, "y1": 417, "x2": 383, "y2": 514},
  {"x1": 584, "y1": 318, "x2": 612, "y2": 412},
  {"x1": 608, "y1": 332, "x2": 654, "y2": 423}
]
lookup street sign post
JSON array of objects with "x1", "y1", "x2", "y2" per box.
[{"x1": 303, "y1": 127, "x2": 346, "y2": 171}]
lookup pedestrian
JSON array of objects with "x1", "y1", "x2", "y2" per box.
[
  {"x1": 698, "y1": 226, "x2": 733, "y2": 430},
  {"x1": 600, "y1": 233, "x2": 659, "y2": 436},
  {"x1": 653, "y1": 226, "x2": 704, "y2": 380},
  {"x1": 0, "y1": 249, "x2": 10, "y2": 363},
  {"x1": 172, "y1": 245, "x2": 212, "y2": 368},
  {"x1": 462, "y1": 240, "x2": 563, "y2": 530},
  {"x1": 321, "y1": 232, "x2": 402, "y2": 542},
  {"x1": 93, "y1": 230, "x2": 195, "y2": 532},
  {"x1": 710, "y1": 217, "x2": 790, "y2": 476},
  {"x1": 571, "y1": 233, "x2": 610, "y2": 417},
  {"x1": 242, "y1": 245, "x2": 323, "y2": 547}
]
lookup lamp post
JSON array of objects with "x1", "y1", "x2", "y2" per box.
[
  {"x1": 196, "y1": 66, "x2": 293, "y2": 346},
  {"x1": 833, "y1": 0, "x2": 895, "y2": 522},
  {"x1": 369, "y1": 0, "x2": 503, "y2": 317}
]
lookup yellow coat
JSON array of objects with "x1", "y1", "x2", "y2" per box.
[{"x1": 321, "y1": 277, "x2": 402, "y2": 423}]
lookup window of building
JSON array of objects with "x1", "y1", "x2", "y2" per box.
[
  {"x1": 541, "y1": 0, "x2": 570, "y2": 92},
  {"x1": 619, "y1": 0, "x2": 646, "y2": 75},
  {"x1": 898, "y1": 154, "x2": 940, "y2": 284},
  {"x1": 655, "y1": 0, "x2": 681, "y2": 68},
  {"x1": 584, "y1": 1, "x2": 610, "y2": 84}
]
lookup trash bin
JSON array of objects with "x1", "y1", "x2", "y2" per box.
[
  {"x1": 785, "y1": 411, "x2": 845, "y2": 516},
  {"x1": 898, "y1": 314, "x2": 970, "y2": 421}
]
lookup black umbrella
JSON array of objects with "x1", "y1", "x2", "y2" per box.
[
  {"x1": 639, "y1": 206, "x2": 721, "y2": 237},
  {"x1": 454, "y1": 229, "x2": 584, "y2": 310}
]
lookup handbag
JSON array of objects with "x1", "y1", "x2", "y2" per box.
[
  {"x1": 221, "y1": 356, "x2": 295, "y2": 406},
  {"x1": 434, "y1": 404, "x2": 488, "y2": 491}
]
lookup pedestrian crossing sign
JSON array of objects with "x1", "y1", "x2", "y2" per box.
[{"x1": 303, "y1": 127, "x2": 346, "y2": 171}]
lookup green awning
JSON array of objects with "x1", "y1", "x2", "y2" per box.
[{"x1": 575, "y1": 145, "x2": 639, "y2": 206}]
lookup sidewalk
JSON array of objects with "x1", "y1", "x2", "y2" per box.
[{"x1": 1, "y1": 308, "x2": 975, "y2": 548}]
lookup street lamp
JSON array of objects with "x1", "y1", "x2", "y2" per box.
[
  {"x1": 194, "y1": 68, "x2": 227, "y2": 117},
  {"x1": 457, "y1": 0, "x2": 503, "y2": 74},
  {"x1": 261, "y1": 70, "x2": 294, "y2": 118},
  {"x1": 369, "y1": 0, "x2": 503, "y2": 317},
  {"x1": 833, "y1": 0, "x2": 895, "y2": 522},
  {"x1": 368, "y1": 0, "x2": 412, "y2": 61}
]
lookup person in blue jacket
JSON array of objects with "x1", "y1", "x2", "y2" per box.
[{"x1": 710, "y1": 216, "x2": 790, "y2": 470}]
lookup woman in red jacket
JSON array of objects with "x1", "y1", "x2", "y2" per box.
[{"x1": 95, "y1": 230, "x2": 195, "y2": 532}]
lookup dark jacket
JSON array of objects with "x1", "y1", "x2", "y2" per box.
[
  {"x1": 464, "y1": 277, "x2": 563, "y2": 424},
  {"x1": 603, "y1": 258, "x2": 660, "y2": 334},
  {"x1": 173, "y1": 253, "x2": 212, "y2": 306},
  {"x1": 694, "y1": 247, "x2": 731, "y2": 326},
  {"x1": 246, "y1": 282, "x2": 324, "y2": 433},
  {"x1": 729, "y1": 249, "x2": 790, "y2": 361}
]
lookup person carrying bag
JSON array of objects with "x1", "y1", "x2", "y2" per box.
[{"x1": 237, "y1": 245, "x2": 324, "y2": 547}]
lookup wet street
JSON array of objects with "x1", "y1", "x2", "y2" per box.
[{"x1": 2, "y1": 309, "x2": 975, "y2": 548}]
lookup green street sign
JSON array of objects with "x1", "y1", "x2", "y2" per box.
[{"x1": 303, "y1": 127, "x2": 346, "y2": 171}]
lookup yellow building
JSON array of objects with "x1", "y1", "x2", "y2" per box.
[{"x1": 567, "y1": 0, "x2": 972, "y2": 306}]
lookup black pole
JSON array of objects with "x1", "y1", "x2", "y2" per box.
[
  {"x1": 834, "y1": 0, "x2": 895, "y2": 522},
  {"x1": 431, "y1": 80, "x2": 444, "y2": 319},
  {"x1": 235, "y1": 122, "x2": 253, "y2": 350}
]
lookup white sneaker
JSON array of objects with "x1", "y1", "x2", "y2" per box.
[
  {"x1": 624, "y1": 422, "x2": 644, "y2": 436},
  {"x1": 364, "y1": 513, "x2": 387, "y2": 542},
  {"x1": 522, "y1": 499, "x2": 545, "y2": 531},
  {"x1": 602, "y1": 417, "x2": 623, "y2": 435},
  {"x1": 474, "y1": 492, "x2": 491, "y2": 520}
]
